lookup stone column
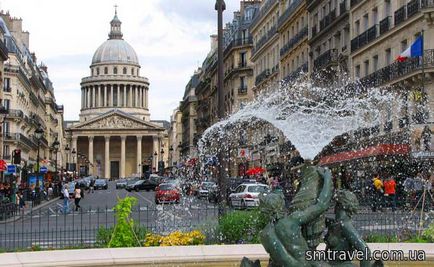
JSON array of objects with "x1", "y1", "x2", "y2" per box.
[
  {"x1": 88, "y1": 136, "x2": 94, "y2": 175},
  {"x1": 93, "y1": 86, "x2": 97, "y2": 107},
  {"x1": 98, "y1": 85, "x2": 102, "y2": 107},
  {"x1": 128, "y1": 85, "x2": 133, "y2": 107},
  {"x1": 145, "y1": 88, "x2": 148, "y2": 109},
  {"x1": 72, "y1": 136, "x2": 78, "y2": 172},
  {"x1": 104, "y1": 84, "x2": 108, "y2": 107},
  {"x1": 123, "y1": 85, "x2": 127, "y2": 107},
  {"x1": 136, "y1": 136, "x2": 142, "y2": 174},
  {"x1": 81, "y1": 88, "x2": 84, "y2": 109},
  {"x1": 116, "y1": 84, "x2": 120, "y2": 107},
  {"x1": 105, "y1": 136, "x2": 110, "y2": 179},
  {"x1": 152, "y1": 136, "x2": 158, "y2": 170},
  {"x1": 138, "y1": 87, "x2": 142, "y2": 107},
  {"x1": 121, "y1": 135, "x2": 126, "y2": 178}
]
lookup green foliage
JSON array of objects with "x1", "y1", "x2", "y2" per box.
[
  {"x1": 108, "y1": 196, "x2": 141, "y2": 248},
  {"x1": 96, "y1": 225, "x2": 149, "y2": 248},
  {"x1": 219, "y1": 209, "x2": 268, "y2": 244},
  {"x1": 405, "y1": 236, "x2": 430, "y2": 243},
  {"x1": 196, "y1": 218, "x2": 221, "y2": 245},
  {"x1": 422, "y1": 222, "x2": 434, "y2": 242},
  {"x1": 364, "y1": 233, "x2": 400, "y2": 243}
]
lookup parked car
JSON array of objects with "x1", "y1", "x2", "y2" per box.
[
  {"x1": 155, "y1": 183, "x2": 181, "y2": 204},
  {"x1": 197, "y1": 181, "x2": 217, "y2": 199},
  {"x1": 228, "y1": 183, "x2": 269, "y2": 209},
  {"x1": 126, "y1": 178, "x2": 159, "y2": 192},
  {"x1": 94, "y1": 179, "x2": 108, "y2": 190},
  {"x1": 115, "y1": 179, "x2": 128, "y2": 189}
]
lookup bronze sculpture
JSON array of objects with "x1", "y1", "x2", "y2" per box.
[{"x1": 241, "y1": 164, "x2": 381, "y2": 267}]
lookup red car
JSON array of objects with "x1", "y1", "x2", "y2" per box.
[{"x1": 155, "y1": 183, "x2": 181, "y2": 204}]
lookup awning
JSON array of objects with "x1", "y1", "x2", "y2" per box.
[{"x1": 319, "y1": 144, "x2": 410, "y2": 166}]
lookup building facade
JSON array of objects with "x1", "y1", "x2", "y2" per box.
[
  {"x1": 168, "y1": 108, "x2": 182, "y2": 166},
  {"x1": 66, "y1": 11, "x2": 168, "y2": 179},
  {"x1": 0, "y1": 12, "x2": 65, "y2": 181},
  {"x1": 308, "y1": 0, "x2": 350, "y2": 80},
  {"x1": 250, "y1": 0, "x2": 280, "y2": 93},
  {"x1": 279, "y1": 0, "x2": 309, "y2": 82}
]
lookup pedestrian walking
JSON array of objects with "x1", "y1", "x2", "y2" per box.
[
  {"x1": 383, "y1": 176, "x2": 397, "y2": 211},
  {"x1": 89, "y1": 179, "x2": 95, "y2": 193},
  {"x1": 16, "y1": 191, "x2": 25, "y2": 215},
  {"x1": 371, "y1": 174, "x2": 384, "y2": 212},
  {"x1": 62, "y1": 185, "x2": 70, "y2": 214},
  {"x1": 74, "y1": 184, "x2": 82, "y2": 211}
]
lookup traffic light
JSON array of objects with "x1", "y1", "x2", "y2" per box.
[{"x1": 12, "y1": 149, "x2": 21, "y2": 164}]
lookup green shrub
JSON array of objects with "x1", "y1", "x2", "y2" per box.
[
  {"x1": 364, "y1": 233, "x2": 400, "y2": 243},
  {"x1": 422, "y1": 222, "x2": 434, "y2": 242},
  {"x1": 97, "y1": 225, "x2": 149, "y2": 248},
  {"x1": 108, "y1": 196, "x2": 141, "y2": 248},
  {"x1": 219, "y1": 209, "x2": 268, "y2": 244}
]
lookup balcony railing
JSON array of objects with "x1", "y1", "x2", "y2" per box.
[
  {"x1": 6, "y1": 109, "x2": 24, "y2": 119},
  {"x1": 255, "y1": 69, "x2": 271, "y2": 86},
  {"x1": 311, "y1": 25, "x2": 317, "y2": 37},
  {"x1": 367, "y1": 24, "x2": 378, "y2": 43},
  {"x1": 282, "y1": 62, "x2": 308, "y2": 83},
  {"x1": 314, "y1": 49, "x2": 339, "y2": 70},
  {"x1": 407, "y1": 0, "x2": 421, "y2": 18},
  {"x1": 223, "y1": 37, "x2": 253, "y2": 55},
  {"x1": 339, "y1": 1, "x2": 347, "y2": 16},
  {"x1": 394, "y1": 6, "x2": 406, "y2": 26},
  {"x1": 238, "y1": 86, "x2": 248, "y2": 95},
  {"x1": 350, "y1": 0, "x2": 362, "y2": 7},
  {"x1": 3, "y1": 132, "x2": 36, "y2": 149},
  {"x1": 359, "y1": 49, "x2": 434, "y2": 87},
  {"x1": 250, "y1": 0, "x2": 278, "y2": 29},
  {"x1": 253, "y1": 25, "x2": 277, "y2": 55},
  {"x1": 379, "y1": 16, "x2": 391, "y2": 35},
  {"x1": 320, "y1": 10, "x2": 336, "y2": 32},
  {"x1": 278, "y1": 0, "x2": 303, "y2": 29},
  {"x1": 280, "y1": 26, "x2": 308, "y2": 57}
]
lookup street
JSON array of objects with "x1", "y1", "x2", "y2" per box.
[{"x1": 0, "y1": 181, "x2": 218, "y2": 250}]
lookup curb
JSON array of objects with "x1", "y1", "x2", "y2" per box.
[{"x1": 0, "y1": 197, "x2": 61, "y2": 224}]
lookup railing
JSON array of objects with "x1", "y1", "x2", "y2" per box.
[
  {"x1": 407, "y1": 0, "x2": 421, "y2": 18},
  {"x1": 280, "y1": 26, "x2": 308, "y2": 57},
  {"x1": 350, "y1": 0, "x2": 362, "y2": 7},
  {"x1": 367, "y1": 24, "x2": 378, "y2": 43},
  {"x1": 314, "y1": 49, "x2": 339, "y2": 70},
  {"x1": 3, "y1": 132, "x2": 35, "y2": 149},
  {"x1": 238, "y1": 86, "x2": 248, "y2": 95},
  {"x1": 277, "y1": 0, "x2": 303, "y2": 29},
  {"x1": 255, "y1": 69, "x2": 271, "y2": 86},
  {"x1": 339, "y1": 0, "x2": 347, "y2": 16},
  {"x1": 379, "y1": 16, "x2": 391, "y2": 35},
  {"x1": 394, "y1": 6, "x2": 406, "y2": 26},
  {"x1": 282, "y1": 62, "x2": 308, "y2": 83},
  {"x1": 311, "y1": 25, "x2": 317, "y2": 37},
  {"x1": 223, "y1": 37, "x2": 253, "y2": 55},
  {"x1": 6, "y1": 109, "x2": 24, "y2": 119},
  {"x1": 253, "y1": 25, "x2": 277, "y2": 55},
  {"x1": 250, "y1": 0, "x2": 278, "y2": 29},
  {"x1": 359, "y1": 49, "x2": 434, "y2": 87}
]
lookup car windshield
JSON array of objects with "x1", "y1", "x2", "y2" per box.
[
  {"x1": 247, "y1": 185, "x2": 268, "y2": 193},
  {"x1": 117, "y1": 179, "x2": 126, "y2": 183},
  {"x1": 127, "y1": 179, "x2": 139, "y2": 185},
  {"x1": 159, "y1": 184, "x2": 175, "y2": 190},
  {"x1": 202, "y1": 182, "x2": 215, "y2": 189},
  {"x1": 95, "y1": 179, "x2": 106, "y2": 185}
]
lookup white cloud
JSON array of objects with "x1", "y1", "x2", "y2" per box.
[{"x1": 0, "y1": 0, "x2": 238, "y2": 121}]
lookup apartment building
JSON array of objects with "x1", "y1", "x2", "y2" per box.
[
  {"x1": 250, "y1": 0, "x2": 280, "y2": 93},
  {"x1": 279, "y1": 0, "x2": 309, "y2": 82},
  {"x1": 0, "y1": 12, "x2": 65, "y2": 177},
  {"x1": 309, "y1": 0, "x2": 350, "y2": 80}
]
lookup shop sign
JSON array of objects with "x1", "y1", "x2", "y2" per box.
[
  {"x1": 411, "y1": 151, "x2": 434, "y2": 159},
  {"x1": 237, "y1": 148, "x2": 250, "y2": 159}
]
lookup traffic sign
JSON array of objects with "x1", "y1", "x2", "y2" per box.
[
  {"x1": 40, "y1": 166, "x2": 48, "y2": 173},
  {"x1": 7, "y1": 165, "x2": 16, "y2": 173},
  {"x1": 0, "y1": 160, "x2": 6, "y2": 171}
]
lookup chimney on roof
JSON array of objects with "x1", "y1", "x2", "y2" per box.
[{"x1": 210, "y1": 34, "x2": 218, "y2": 51}]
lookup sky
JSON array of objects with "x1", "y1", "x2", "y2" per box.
[{"x1": 0, "y1": 0, "x2": 239, "y2": 121}]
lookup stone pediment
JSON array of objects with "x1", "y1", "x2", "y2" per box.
[{"x1": 74, "y1": 112, "x2": 162, "y2": 130}]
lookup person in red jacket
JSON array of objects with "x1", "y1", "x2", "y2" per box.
[{"x1": 383, "y1": 176, "x2": 397, "y2": 211}]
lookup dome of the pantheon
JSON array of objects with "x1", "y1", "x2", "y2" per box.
[
  {"x1": 91, "y1": 39, "x2": 139, "y2": 65},
  {"x1": 90, "y1": 11, "x2": 139, "y2": 66}
]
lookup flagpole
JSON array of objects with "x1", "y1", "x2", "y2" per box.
[{"x1": 421, "y1": 30, "x2": 426, "y2": 119}]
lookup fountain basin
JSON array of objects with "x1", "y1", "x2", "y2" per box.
[{"x1": 0, "y1": 244, "x2": 432, "y2": 266}]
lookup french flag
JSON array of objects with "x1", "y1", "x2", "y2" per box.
[{"x1": 397, "y1": 36, "x2": 423, "y2": 62}]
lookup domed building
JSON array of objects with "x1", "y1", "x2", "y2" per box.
[{"x1": 66, "y1": 10, "x2": 169, "y2": 179}]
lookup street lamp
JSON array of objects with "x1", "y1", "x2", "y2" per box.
[
  {"x1": 34, "y1": 125, "x2": 44, "y2": 205},
  {"x1": 52, "y1": 138, "x2": 60, "y2": 184},
  {"x1": 216, "y1": 0, "x2": 226, "y2": 218},
  {"x1": 0, "y1": 105, "x2": 8, "y2": 160},
  {"x1": 71, "y1": 148, "x2": 76, "y2": 180},
  {"x1": 169, "y1": 145, "x2": 174, "y2": 167}
]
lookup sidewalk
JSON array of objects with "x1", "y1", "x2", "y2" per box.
[{"x1": 0, "y1": 197, "x2": 61, "y2": 224}]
